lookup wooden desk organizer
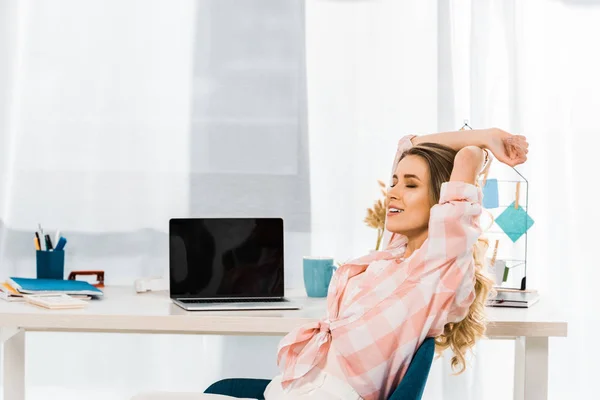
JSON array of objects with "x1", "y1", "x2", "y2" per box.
[{"x1": 68, "y1": 270, "x2": 105, "y2": 288}]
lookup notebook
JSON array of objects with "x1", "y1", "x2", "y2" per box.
[
  {"x1": 486, "y1": 291, "x2": 539, "y2": 308},
  {"x1": 8, "y1": 277, "x2": 103, "y2": 297},
  {"x1": 24, "y1": 293, "x2": 88, "y2": 309}
]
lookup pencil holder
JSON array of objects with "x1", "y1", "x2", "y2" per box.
[{"x1": 36, "y1": 250, "x2": 65, "y2": 280}]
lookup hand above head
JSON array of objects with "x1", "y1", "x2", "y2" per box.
[{"x1": 485, "y1": 128, "x2": 529, "y2": 167}]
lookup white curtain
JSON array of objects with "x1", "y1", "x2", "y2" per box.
[
  {"x1": 0, "y1": 0, "x2": 306, "y2": 398},
  {"x1": 308, "y1": 0, "x2": 599, "y2": 399},
  {"x1": 433, "y1": 1, "x2": 598, "y2": 398},
  {"x1": 1, "y1": 0, "x2": 598, "y2": 399},
  {"x1": 0, "y1": 0, "x2": 196, "y2": 283}
]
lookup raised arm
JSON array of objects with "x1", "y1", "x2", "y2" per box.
[
  {"x1": 411, "y1": 128, "x2": 491, "y2": 150},
  {"x1": 450, "y1": 146, "x2": 485, "y2": 185},
  {"x1": 411, "y1": 127, "x2": 528, "y2": 167}
]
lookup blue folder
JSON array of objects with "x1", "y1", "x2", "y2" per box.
[{"x1": 8, "y1": 277, "x2": 103, "y2": 296}]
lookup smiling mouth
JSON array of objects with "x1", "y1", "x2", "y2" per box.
[{"x1": 387, "y1": 207, "x2": 404, "y2": 216}]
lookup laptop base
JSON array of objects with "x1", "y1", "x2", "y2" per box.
[{"x1": 172, "y1": 298, "x2": 301, "y2": 311}]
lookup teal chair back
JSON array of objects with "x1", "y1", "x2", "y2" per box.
[
  {"x1": 204, "y1": 337, "x2": 435, "y2": 400},
  {"x1": 388, "y1": 337, "x2": 435, "y2": 400},
  {"x1": 204, "y1": 378, "x2": 271, "y2": 399}
]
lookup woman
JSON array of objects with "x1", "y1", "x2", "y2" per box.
[
  {"x1": 263, "y1": 128, "x2": 527, "y2": 400},
  {"x1": 134, "y1": 127, "x2": 528, "y2": 400}
]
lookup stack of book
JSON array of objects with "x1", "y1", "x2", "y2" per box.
[{"x1": 0, "y1": 278, "x2": 103, "y2": 308}]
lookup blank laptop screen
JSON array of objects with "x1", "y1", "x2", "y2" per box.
[{"x1": 169, "y1": 218, "x2": 284, "y2": 298}]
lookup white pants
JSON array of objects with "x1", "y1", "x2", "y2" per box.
[
  {"x1": 263, "y1": 371, "x2": 363, "y2": 399},
  {"x1": 131, "y1": 370, "x2": 363, "y2": 400}
]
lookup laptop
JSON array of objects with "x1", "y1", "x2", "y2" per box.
[{"x1": 169, "y1": 218, "x2": 300, "y2": 311}]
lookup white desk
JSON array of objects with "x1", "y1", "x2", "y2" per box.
[{"x1": 0, "y1": 287, "x2": 567, "y2": 400}]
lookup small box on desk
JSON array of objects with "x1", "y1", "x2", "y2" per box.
[{"x1": 36, "y1": 250, "x2": 65, "y2": 280}]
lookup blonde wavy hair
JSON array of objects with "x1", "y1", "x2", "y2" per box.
[{"x1": 400, "y1": 143, "x2": 495, "y2": 374}]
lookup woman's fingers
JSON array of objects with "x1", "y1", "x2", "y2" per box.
[
  {"x1": 510, "y1": 145, "x2": 528, "y2": 165},
  {"x1": 499, "y1": 133, "x2": 529, "y2": 166},
  {"x1": 518, "y1": 137, "x2": 529, "y2": 149}
]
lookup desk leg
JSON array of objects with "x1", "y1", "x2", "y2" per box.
[
  {"x1": 1, "y1": 328, "x2": 25, "y2": 400},
  {"x1": 513, "y1": 336, "x2": 548, "y2": 400}
]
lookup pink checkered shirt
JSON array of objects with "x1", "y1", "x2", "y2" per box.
[{"x1": 277, "y1": 136, "x2": 482, "y2": 400}]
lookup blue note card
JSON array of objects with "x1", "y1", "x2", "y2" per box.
[
  {"x1": 495, "y1": 202, "x2": 535, "y2": 242},
  {"x1": 8, "y1": 277, "x2": 103, "y2": 296},
  {"x1": 482, "y1": 179, "x2": 499, "y2": 209}
]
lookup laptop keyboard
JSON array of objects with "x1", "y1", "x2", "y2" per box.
[{"x1": 179, "y1": 298, "x2": 289, "y2": 304}]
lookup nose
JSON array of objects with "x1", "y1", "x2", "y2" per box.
[{"x1": 387, "y1": 186, "x2": 401, "y2": 202}]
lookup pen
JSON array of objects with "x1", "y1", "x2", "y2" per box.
[
  {"x1": 34, "y1": 232, "x2": 42, "y2": 251},
  {"x1": 54, "y1": 230, "x2": 61, "y2": 248},
  {"x1": 44, "y1": 234, "x2": 53, "y2": 251}
]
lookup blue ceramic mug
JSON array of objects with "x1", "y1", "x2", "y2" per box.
[{"x1": 303, "y1": 257, "x2": 337, "y2": 298}]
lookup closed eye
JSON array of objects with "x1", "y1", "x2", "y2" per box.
[{"x1": 390, "y1": 183, "x2": 417, "y2": 189}]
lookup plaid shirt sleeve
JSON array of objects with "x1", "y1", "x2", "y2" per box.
[
  {"x1": 406, "y1": 181, "x2": 482, "y2": 334},
  {"x1": 425, "y1": 181, "x2": 483, "y2": 266}
]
